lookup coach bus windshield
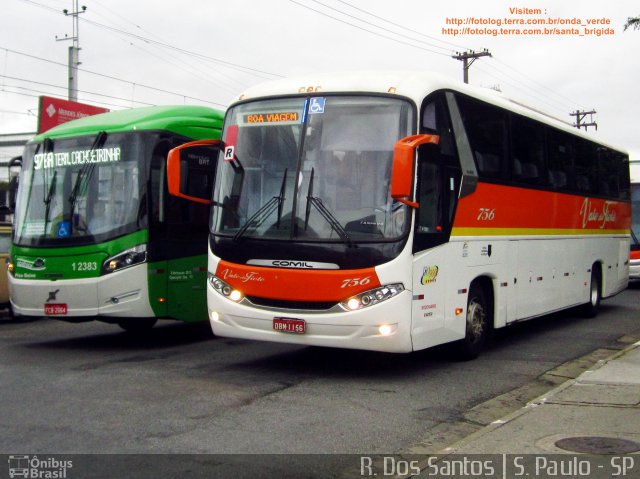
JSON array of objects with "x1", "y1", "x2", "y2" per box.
[
  {"x1": 14, "y1": 132, "x2": 146, "y2": 247},
  {"x1": 211, "y1": 96, "x2": 413, "y2": 243}
]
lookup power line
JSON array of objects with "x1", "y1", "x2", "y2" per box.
[
  {"x1": 0, "y1": 47, "x2": 227, "y2": 107},
  {"x1": 335, "y1": 0, "x2": 469, "y2": 51},
  {"x1": 290, "y1": 0, "x2": 588, "y2": 118},
  {"x1": 0, "y1": 73, "x2": 156, "y2": 107},
  {"x1": 491, "y1": 58, "x2": 587, "y2": 111},
  {"x1": 1, "y1": 83, "x2": 147, "y2": 110},
  {"x1": 473, "y1": 64, "x2": 575, "y2": 119},
  {"x1": 17, "y1": 0, "x2": 282, "y2": 80},
  {"x1": 289, "y1": 0, "x2": 451, "y2": 57},
  {"x1": 79, "y1": 17, "x2": 282, "y2": 79},
  {"x1": 0, "y1": 109, "x2": 34, "y2": 116},
  {"x1": 87, "y1": 0, "x2": 252, "y2": 94},
  {"x1": 307, "y1": 0, "x2": 454, "y2": 54}
]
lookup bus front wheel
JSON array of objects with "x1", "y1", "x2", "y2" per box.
[
  {"x1": 455, "y1": 283, "x2": 489, "y2": 360},
  {"x1": 117, "y1": 318, "x2": 158, "y2": 333}
]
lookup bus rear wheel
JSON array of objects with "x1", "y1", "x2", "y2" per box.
[
  {"x1": 455, "y1": 283, "x2": 489, "y2": 360},
  {"x1": 580, "y1": 265, "x2": 601, "y2": 318},
  {"x1": 117, "y1": 318, "x2": 158, "y2": 333}
]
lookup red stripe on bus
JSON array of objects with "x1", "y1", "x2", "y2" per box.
[
  {"x1": 214, "y1": 261, "x2": 381, "y2": 302},
  {"x1": 453, "y1": 183, "x2": 631, "y2": 232}
]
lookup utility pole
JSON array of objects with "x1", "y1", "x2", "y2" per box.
[
  {"x1": 452, "y1": 49, "x2": 491, "y2": 84},
  {"x1": 56, "y1": 0, "x2": 86, "y2": 102},
  {"x1": 570, "y1": 110, "x2": 597, "y2": 131}
]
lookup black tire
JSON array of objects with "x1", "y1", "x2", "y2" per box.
[
  {"x1": 117, "y1": 318, "x2": 158, "y2": 333},
  {"x1": 580, "y1": 265, "x2": 601, "y2": 318},
  {"x1": 455, "y1": 283, "x2": 490, "y2": 361}
]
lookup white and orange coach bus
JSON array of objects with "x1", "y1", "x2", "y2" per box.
[{"x1": 168, "y1": 71, "x2": 631, "y2": 358}]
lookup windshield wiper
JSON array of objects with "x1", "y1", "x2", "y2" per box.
[
  {"x1": 631, "y1": 228, "x2": 639, "y2": 246},
  {"x1": 68, "y1": 131, "x2": 107, "y2": 233},
  {"x1": 233, "y1": 168, "x2": 288, "y2": 242},
  {"x1": 306, "y1": 196, "x2": 354, "y2": 247},
  {"x1": 43, "y1": 170, "x2": 58, "y2": 234},
  {"x1": 304, "y1": 169, "x2": 354, "y2": 247},
  {"x1": 38, "y1": 138, "x2": 57, "y2": 233}
]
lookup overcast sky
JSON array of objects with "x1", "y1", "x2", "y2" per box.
[{"x1": 1, "y1": 0, "x2": 639, "y2": 161}]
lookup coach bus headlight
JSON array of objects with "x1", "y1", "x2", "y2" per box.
[
  {"x1": 340, "y1": 283, "x2": 405, "y2": 311},
  {"x1": 103, "y1": 244, "x2": 147, "y2": 274},
  {"x1": 208, "y1": 274, "x2": 243, "y2": 302}
]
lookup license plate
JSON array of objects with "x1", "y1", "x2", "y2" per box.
[
  {"x1": 273, "y1": 317, "x2": 306, "y2": 334},
  {"x1": 44, "y1": 304, "x2": 68, "y2": 315}
]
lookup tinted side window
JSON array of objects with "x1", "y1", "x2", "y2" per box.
[
  {"x1": 421, "y1": 93, "x2": 458, "y2": 165},
  {"x1": 511, "y1": 115, "x2": 547, "y2": 186},
  {"x1": 574, "y1": 139, "x2": 598, "y2": 194},
  {"x1": 598, "y1": 149, "x2": 630, "y2": 200},
  {"x1": 547, "y1": 128, "x2": 573, "y2": 190},
  {"x1": 456, "y1": 95, "x2": 508, "y2": 180}
]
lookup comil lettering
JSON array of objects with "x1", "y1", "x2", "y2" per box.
[
  {"x1": 272, "y1": 260, "x2": 313, "y2": 268},
  {"x1": 33, "y1": 147, "x2": 122, "y2": 170}
]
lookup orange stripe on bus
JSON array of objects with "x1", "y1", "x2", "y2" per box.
[
  {"x1": 215, "y1": 261, "x2": 381, "y2": 302},
  {"x1": 453, "y1": 183, "x2": 631, "y2": 232}
]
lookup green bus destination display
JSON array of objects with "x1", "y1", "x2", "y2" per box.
[{"x1": 33, "y1": 147, "x2": 122, "y2": 170}]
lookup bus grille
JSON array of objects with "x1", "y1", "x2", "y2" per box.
[{"x1": 246, "y1": 296, "x2": 337, "y2": 311}]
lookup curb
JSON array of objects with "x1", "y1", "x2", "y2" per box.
[{"x1": 440, "y1": 340, "x2": 640, "y2": 455}]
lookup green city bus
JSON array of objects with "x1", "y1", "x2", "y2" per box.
[{"x1": 9, "y1": 105, "x2": 223, "y2": 331}]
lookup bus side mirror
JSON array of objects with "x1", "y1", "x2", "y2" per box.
[
  {"x1": 167, "y1": 140, "x2": 221, "y2": 205},
  {"x1": 391, "y1": 134, "x2": 439, "y2": 208}
]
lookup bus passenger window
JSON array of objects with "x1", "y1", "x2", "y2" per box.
[
  {"x1": 511, "y1": 115, "x2": 546, "y2": 185},
  {"x1": 547, "y1": 128, "x2": 573, "y2": 191},
  {"x1": 574, "y1": 139, "x2": 598, "y2": 195},
  {"x1": 455, "y1": 95, "x2": 507, "y2": 180}
]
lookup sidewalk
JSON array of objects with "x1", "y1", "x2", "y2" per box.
[{"x1": 443, "y1": 341, "x2": 640, "y2": 456}]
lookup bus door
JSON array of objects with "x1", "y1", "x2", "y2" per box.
[
  {"x1": 411, "y1": 155, "x2": 461, "y2": 349},
  {"x1": 163, "y1": 192, "x2": 210, "y2": 322},
  {"x1": 149, "y1": 143, "x2": 216, "y2": 322},
  {"x1": 410, "y1": 94, "x2": 463, "y2": 349}
]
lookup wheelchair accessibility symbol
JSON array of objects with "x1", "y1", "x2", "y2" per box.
[
  {"x1": 309, "y1": 97, "x2": 325, "y2": 114},
  {"x1": 57, "y1": 221, "x2": 70, "y2": 238}
]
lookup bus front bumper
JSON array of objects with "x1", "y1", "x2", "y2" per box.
[
  {"x1": 8, "y1": 264, "x2": 154, "y2": 319},
  {"x1": 208, "y1": 289, "x2": 414, "y2": 353}
]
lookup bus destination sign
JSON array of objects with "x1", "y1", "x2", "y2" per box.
[{"x1": 244, "y1": 112, "x2": 299, "y2": 124}]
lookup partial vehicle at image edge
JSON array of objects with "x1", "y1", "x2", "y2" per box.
[{"x1": 8, "y1": 105, "x2": 224, "y2": 331}]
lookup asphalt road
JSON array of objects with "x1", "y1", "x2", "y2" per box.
[{"x1": 1, "y1": 285, "x2": 639, "y2": 476}]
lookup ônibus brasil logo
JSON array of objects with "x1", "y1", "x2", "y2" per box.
[{"x1": 8, "y1": 455, "x2": 73, "y2": 478}]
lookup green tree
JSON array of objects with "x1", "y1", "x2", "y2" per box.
[{"x1": 624, "y1": 16, "x2": 640, "y2": 31}]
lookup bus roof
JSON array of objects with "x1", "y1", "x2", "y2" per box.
[
  {"x1": 236, "y1": 70, "x2": 626, "y2": 154},
  {"x1": 31, "y1": 105, "x2": 225, "y2": 142}
]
